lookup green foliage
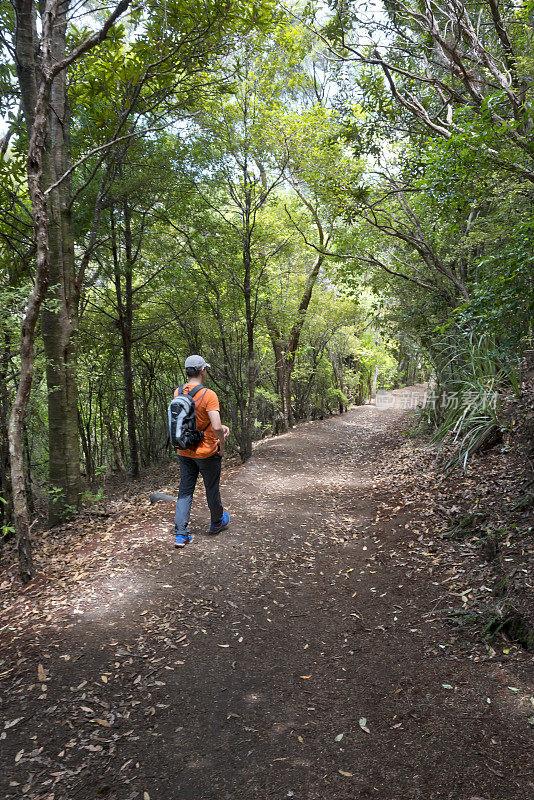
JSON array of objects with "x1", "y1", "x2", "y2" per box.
[
  {"x1": 81, "y1": 487, "x2": 106, "y2": 505},
  {"x1": 3, "y1": 0, "x2": 529, "y2": 507},
  {"x1": 417, "y1": 334, "x2": 518, "y2": 471}
]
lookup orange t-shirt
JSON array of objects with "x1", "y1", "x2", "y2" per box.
[{"x1": 174, "y1": 383, "x2": 220, "y2": 458}]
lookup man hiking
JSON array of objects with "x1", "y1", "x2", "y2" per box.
[{"x1": 173, "y1": 355, "x2": 230, "y2": 548}]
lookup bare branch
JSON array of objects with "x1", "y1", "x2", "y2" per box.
[{"x1": 44, "y1": 126, "x2": 166, "y2": 196}]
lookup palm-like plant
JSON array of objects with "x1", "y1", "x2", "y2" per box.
[{"x1": 420, "y1": 332, "x2": 520, "y2": 471}]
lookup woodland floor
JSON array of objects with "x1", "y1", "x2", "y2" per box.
[{"x1": 1, "y1": 385, "x2": 533, "y2": 800}]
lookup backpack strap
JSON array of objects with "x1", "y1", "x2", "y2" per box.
[
  {"x1": 177, "y1": 384, "x2": 203, "y2": 398},
  {"x1": 188, "y1": 386, "x2": 212, "y2": 432}
]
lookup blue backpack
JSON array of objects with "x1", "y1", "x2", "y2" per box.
[{"x1": 168, "y1": 385, "x2": 210, "y2": 449}]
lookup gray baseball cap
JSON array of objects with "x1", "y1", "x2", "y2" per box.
[{"x1": 185, "y1": 354, "x2": 210, "y2": 370}]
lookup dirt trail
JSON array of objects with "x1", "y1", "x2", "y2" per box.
[{"x1": 1, "y1": 387, "x2": 532, "y2": 800}]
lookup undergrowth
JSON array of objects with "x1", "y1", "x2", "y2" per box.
[{"x1": 416, "y1": 333, "x2": 522, "y2": 471}]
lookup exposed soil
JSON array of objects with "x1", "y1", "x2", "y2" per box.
[{"x1": 1, "y1": 385, "x2": 533, "y2": 800}]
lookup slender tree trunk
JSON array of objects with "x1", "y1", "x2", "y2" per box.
[
  {"x1": 264, "y1": 313, "x2": 289, "y2": 433},
  {"x1": 104, "y1": 409, "x2": 126, "y2": 472},
  {"x1": 112, "y1": 204, "x2": 140, "y2": 477},
  {"x1": 241, "y1": 194, "x2": 256, "y2": 462},
  {"x1": 78, "y1": 407, "x2": 94, "y2": 481},
  {"x1": 265, "y1": 252, "x2": 324, "y2": 434},
  {"x1": 269, "y1": 335, "x2": 288, "y2": 434},
  {"x1": 243, "y1": 346, "x2": 255, "y2": 461},
  {"x1": 273, "y1": 359, "x2": 293, "y2": 433},
  {"x1": 23, "y1": 424, "x2": 35, "y2": 516},
  {"x1": 280, "y1": 365, "x2": 294, "y2": 429},
  {"x1": 370, "y1": 330, "x2": 380, "y2": 397},
  {"x1": 331, "y1": 355, "x2": 346, "y2": 414},
  {"x1": 0, "y1": 330, "x2": 13, "y2": 530}
]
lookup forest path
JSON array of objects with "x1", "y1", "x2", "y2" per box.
[{"x1": 1, "y1": 387, "x2": 532, "y2": 800}]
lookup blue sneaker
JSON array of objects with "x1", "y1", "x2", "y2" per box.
[
  {"x1": 174, "y1": 532, "x2": 193, "y2": 548},
  {"x1": 209, "y1": 511, "x2": 229, "y2": 535}
]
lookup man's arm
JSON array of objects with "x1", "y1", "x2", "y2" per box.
[{"x1": 208, "y1": 409, "x2": 229, "y2": 455}]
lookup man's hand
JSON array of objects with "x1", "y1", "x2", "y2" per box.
[{"x1": 222, "y1": 425, "x2": 230, "y2": 439}]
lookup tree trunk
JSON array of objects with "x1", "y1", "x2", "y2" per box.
[
  {"x1": 275, "y1": 362, "x2": 293, "y2": 433},
  {"x1": 22, "y1": 424, "x2": 35, "y2": 516},
  {"x1": 78, "y1": 407, "x2": 94, "y2": 481},
  {"x1": 241, "y1": 187, "x2": 256, "y2": 462},
  {"x1": 104, "y1": 409, "x2": 126, "y2": 472},
  {"x1": 242, "y1": 353, "x2": 255, "y2": 461},
  {"x1": 0, "y1": 330, "x2": 13, "y2": 531},
  {"x1": 40, "y1": 0, "x2": 81, "y2": 525},
  {"x1": 265, "y1": 251, "x2": 324, "y2": 434},
  {"x1": 264, "y1": 183, "x2": 325, "y2": 433},
  {"x1": 18, "y1": 0, "x2": 132, "y2": 528},
  {"x1": 112, "y1": 204, "x2": 140, "y2": 477},
  {"x1": 10, "y1": 0, "x2": 132, "y2": 577},
  {"x1": 9, "y1": 0, "x2": 60, "y2": 582},
  {"x1": 371, "y1": 365, "x2": 379, "y2": 396}
]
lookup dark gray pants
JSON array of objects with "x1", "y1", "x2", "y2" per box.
[{"x1": 175, "y1": 453, "x2": 223, "y2": 532}]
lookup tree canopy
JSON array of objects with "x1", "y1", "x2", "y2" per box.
[{"x1": 1, "y1": 0, "x2": 532, "y2": 579}]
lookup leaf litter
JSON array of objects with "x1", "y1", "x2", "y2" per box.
[{"x1": 0, "y1": 387, "x2": 532, "y2": 799}]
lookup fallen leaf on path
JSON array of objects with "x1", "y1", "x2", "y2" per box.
[
  {"x1": 92, "y1": 718, "x2": 111, "y2": 727},
  {"x1": 37, "y1": 664, "x2": 47, "y2": 681},
  {"x1": 338, "y1": 770, "x2": 353, "y2": 777},
  {"x1": 335, "y1": 733, "x2": 344, "y2": 741},
  {"x1": 359, "y1": 717, "x2": 370, "y2": 733},
  {"x1": 4, "y1": 718, "x2": 23, "y2": 729}
]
